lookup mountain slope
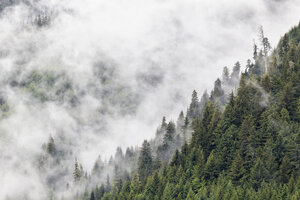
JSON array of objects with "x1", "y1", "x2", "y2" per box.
[{"x1": 87, "y1": 23, "x2": 300, "y2": 200}]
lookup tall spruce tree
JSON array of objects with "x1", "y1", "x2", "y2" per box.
[
  {"x1": 138, "y1": 140, "x2": 153, "y2": 180},
  {"x1": 188, "y1": 90, "x2": 200, "y2": 119},
  {"x1": 73, "y1": 158, "x2": 81, "y2": 182}
]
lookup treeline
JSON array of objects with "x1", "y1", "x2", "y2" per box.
[{"x1": 81, "y1": 24, "x2": 300, "y2": 200}]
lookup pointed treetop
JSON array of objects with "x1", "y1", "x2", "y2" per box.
[
  {"x1": 161, "y1": 116, "x2": 167, "y2": 129},
  {"x1": 222, "y1": 66, "x2": 230, "y2": 83}
]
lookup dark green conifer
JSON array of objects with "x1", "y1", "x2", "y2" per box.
[{"x1": 138, "y1": 140, "x2": 153, "y2": 180}]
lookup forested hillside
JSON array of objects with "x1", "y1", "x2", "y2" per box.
[
  {"x1": 2, "y1": 0, "x2": 300, "y2": 199},
  {"x1": 82, "y1": 23, "x2": 300, "y2": 200}
]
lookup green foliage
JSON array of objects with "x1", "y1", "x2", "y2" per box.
[
  {"x1": 20, "y1": 70, "x2": 75, "y2": 103},
  {"x1": 87, "y1": 23, "x2": 300, "y2": 200},
  {"x1": 138, "y1": 140, "x2": 153, "y2": 181},
  {"x1": 73, "y1": 158, "x2": 82, "y2": 183},
  {"x1": 229, "y1": 152, "x2": 246, "y2": 184},
  {"x1": 163, "y1": 122, "x2": 176, "y2": 144},
  {"x1": 187, "y1": 90, "x2": 200, "y2": 119}
]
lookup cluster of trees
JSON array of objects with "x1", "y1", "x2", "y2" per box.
[
  {"x1": 70, "y1": 48, "x2": 241, "y2": 200},
  {"x1": 82, "y1": 24, "x2": 300, "y2": 199}
]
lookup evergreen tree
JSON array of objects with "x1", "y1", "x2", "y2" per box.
[
  {"x1": 203, "y1": 150, "x2": 221, "y2": 180},
  {"x1": 222, "y1": 66, "x2": 230, "y2": 83},
  {"x1": 253, "y1": 41, "x2": 258, "y2": 60},
  {"x1": 199, "y1": 90, "x2": 209, "y2": 117},
  {"x1": 73, "y1": 158, "x2": 81, "y2": 182},
  {"x1": 211, "y1": 78, "x2": 225, "y2": 104},
  {"x1": 229, "y1": 152, "x2": 246, "y2": 184},
  {"x1": 238, "y1": 116, "x2": 257, "y2": 171},
  {"x1": 186, "y1": 187, "x2": 196, "y2": 200},
  {"x1": 278, "y1": 155, "x2": 293, "y2": 183},
  {"x1": 183, "y1": 116, "x2": 189, "y2": 135},
  {"x1": 161, "y1": 182, "x2": 174, "y2": 200},
  {"x1": 188, "y1": 90, "x2": 200, "y2": 119},
  {"x1": 170, "y1": 149, "x2": 180, "y2": 167},
  {"x1": 95, "y1": 184, "x2": 105, "y2": 200},
  {"x1": 163, "y1": 121, "x2": 176, "y2": 144},
  {"x1": 250, "y1": 157, "x2": 268, "y2": 189},
  {"x1": 138, "y1": 140, "x2": 153, "y2": 180},
  {"x1": 279, "y1": 34, "x2": 289, "y2": 58},
  {"x1": 230, "y1": 62, "x2": 241, "y2": 83},
  {"x1": 144, "y1": 171, "x2": 160, "y2": 199},
  {"x1": 161, "y1": 116, "x2": 167, "y2": 129},
  {"x1": 106, "y1": 175, "x2": 111, "y2": 191},
  {"x1": 177, "y1": 111, "x2": 185, "y2": 130},
  {"x1": 217, "y1": 124, "x2": 238, "y2": 170},
  {"x1": 115, "y1": 146, "x2": 124, "y2": 164},
  {"x1": 259, "y1": 25, "x2": 271, "y2": 57}
]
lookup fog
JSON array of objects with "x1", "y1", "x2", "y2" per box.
[{"x1": 0, "y1": 0, "x2": 300, "y2": 199}]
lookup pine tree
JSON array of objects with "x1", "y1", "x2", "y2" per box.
[
  {"x1": 211, "y1": 78, "x2": 225, "y2": 104},
  {"x1": 95, "y1": 184, "x2": 105, "y2": 200},
  {"x1": 188, "y1": 90, "x2": 200, "y2": 119},
  {"x1": 220, "y1": 92, "x2": 237, "y2": 131},
  {"x1": 138, "y1": 140, "x2": 153, "y2": 180},
  {"x1": 261, "y1": 74, "x2": 271, "y2": 92},
  {"x1": 238, "y1": 116, "x2": 256, "y2": 168},
  {"x1": 163, "y1": 121, "x2": 176, "y2": 144},
  {"x1": 199, "y1": 90, "x2": 209, "y2": 118},
  {"x1": 246, "y1": 59, "x2": 254, "y2": 74},
  {"x1": 230, "y1": 62, "x2": 241, "y2": 83},
  {"x1": 119, "y1": 181, "x2": 130, "y2": 199},
  {"x1": 157, "y1": 116, "x2": 168, "y2": 136},
  {"x1": 186, "y1": 187, "x2": 196, "y2": 200},
  {"x1": 217, "y1": 124, "x2": 238, "y2": 170},
  {"x1": 259, "y1": 25, "x2": 271, "y2": 57},
  {"x1": 177, "y1": 111, "x2": 185, "y2": 130},
  {"x1": 73, "y1": 158, "x2": 81, "y2": 182},
  {"x1": 263, "y1": 141, "x2": 277, "y2": 181},
  {"x1": 222, "y1": 66, "x2": 230, "y2": 83},
  {"x1": 161, "y1": 182, "x2": 174, "y2": 200},
  {"x1": 229, "y1": 152, "x2": 246, "y2": 184},
  {"x1": 278, "y1": 155, "x2": 292, "y2": 183},
  {"x1": 115, "y1": 147, "x2": 124, "y2": 164},
  {"x1": 183, "y1": 116, "x2": 189, "y2": 136},
  {"x1": 253, "y1": 41, "x2": 258, "y2": 60},
  {"x1": 250, "y1": 157, "x2": 268, "y2": 189},
  {"x1": 125, "y1": 147, "x2": 134, "y2": 161},
  {"x1": 144, "y1": 171, "x2": 160, "y2": 199},
  {"x1": 161, "y1": 116, "x2": 167, "y2": 129},
  {"x1": 203, "y1": 150, "x2": 221, "y2": 180},
  {"x1": 106, "y1": 175, "x2": 111, "y2": 191},
  {"x1": 170, "y1": 149, "x2": 180, "y2": 167},
  {"x1": 192, "y1": 148, "x2": 205, "y2": 178},
  {"x1": 279, "y1": 34, "x2": 289, "y2": 58}
]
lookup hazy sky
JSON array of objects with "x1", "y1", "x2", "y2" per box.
[{"x1": 0, "y1": 0, "x2": 300, "y2": 199}]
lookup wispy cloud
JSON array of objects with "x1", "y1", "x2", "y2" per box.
[{"x1": 0, "y1": 0, "x2": 300, "y2": 199}]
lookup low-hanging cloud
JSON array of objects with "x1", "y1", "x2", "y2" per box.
[{"x1": 1, "y1": 0, "x2": 300, "y2": 199}]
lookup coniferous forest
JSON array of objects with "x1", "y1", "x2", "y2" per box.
[
  {"x1": 82, "y1": 23, "x2": 300, "y2": 200},
  {"x1": 1, "y1": 1, "x2": 300, "y2": 200}
]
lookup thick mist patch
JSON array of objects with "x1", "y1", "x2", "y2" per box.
[{"x1": 1, "y1": 0, "x2": 300, "y2": 199}]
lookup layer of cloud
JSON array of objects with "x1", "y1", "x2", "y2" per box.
[{"x1": 0, "y1": 0, "x2": 300, "y2": 199}]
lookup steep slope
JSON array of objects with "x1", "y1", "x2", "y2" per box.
[{"x1": 87, "y1": 23, "x2": 300, "y2": 200}]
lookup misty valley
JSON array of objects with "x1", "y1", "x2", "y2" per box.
[{"x1": 0, "y1": 0, "x2": 299, "y2": 200}]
